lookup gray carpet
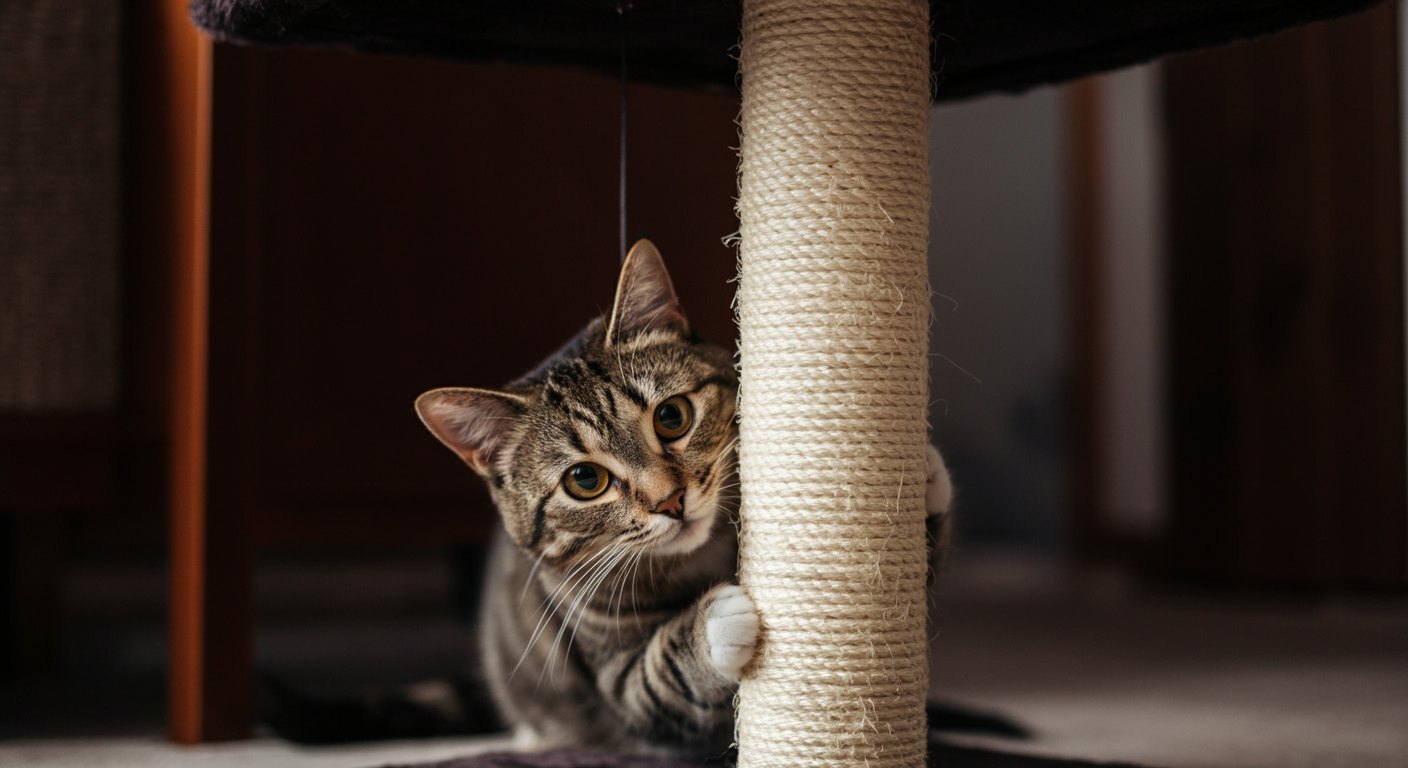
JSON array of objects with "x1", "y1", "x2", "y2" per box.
[
  {"x1": 2, "y1": 553, "x2": 1404, "y2": 767},
  {"x1": 378, "y1": 742, "x2": 1149, "y2": 768}
]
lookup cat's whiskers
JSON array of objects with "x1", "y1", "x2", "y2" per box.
[
  {"x1": 518, "y1": 549, "x2": 551, "y2": 611},
  {"x1": 529, "y1": 545, "x2": 622, "y2": 686},
  {"x1": 547, "y1": 544, "x2": 635, "y2": 684},
  {"x1": 699, "y1": 437, "x2": 740, "y2": 494},
  {"x1": 716, "y1": 435, "x2": 740, "y2": 460},
  {"x1": 628, "y1": 546, "x2": 647, "y2": 632},
  {"x1": 603, "y1": 548, "x2": 629, "y2": 641},
  {"x1": 564, "y1": 546, "x2": 633, "y2": 651},
  {"x1": 605, "y1": 540, "x2": 651, "y2": 636},
  {"x1": 710, "y1": 477, "x2": 741, "y2": 493},
  {"x1": 511, "y1": 543, "x2": 622, "y2": 681},
  {"x1": 610, "y1": 546, "x2": 649, "y2": 643},
  {"x1": 607, "y1": 541, "x2": 644, "y2": 618},
  {"x1": 610, "y1": 343, "x2": 633, "y2": 399},
  {"x1": 513, "y1": 563, "x2": 596, "y2": 684}
]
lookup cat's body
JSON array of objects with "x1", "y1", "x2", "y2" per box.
[{"x1": 414, "y1": 241, "x2": 952, "y2": 756}]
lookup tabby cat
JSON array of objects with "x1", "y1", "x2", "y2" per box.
[{"x1": 413, "y1": 240, "x2": 954, "y2": 755}]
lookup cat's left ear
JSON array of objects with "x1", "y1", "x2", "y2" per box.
[
  {"x1": 415, "y1": 387, "x2": 528, "y2": 477},
  {"x1": 606, "y1": 239, "x2": 689, "y2": 346}
]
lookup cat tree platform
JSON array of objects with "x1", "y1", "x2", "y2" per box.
[{"x1": 192, "y1": 0, "x2": 1381, "y2": 101}]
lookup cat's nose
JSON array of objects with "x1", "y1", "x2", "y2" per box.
[{"x1": 650, "y1": 488, "x2": 686, "y2": 520}]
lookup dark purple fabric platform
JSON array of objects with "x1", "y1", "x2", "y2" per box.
[
  {"x1": 378, "y1": 742, "x2": 1151, "y2": 768},
  {"x1": 190, "y1": 0, "x2": 1384, "y2": 101}
]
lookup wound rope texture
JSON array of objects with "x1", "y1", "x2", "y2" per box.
[{"x1": 734, "y1": 1, "x2": 932, "y2": 767}]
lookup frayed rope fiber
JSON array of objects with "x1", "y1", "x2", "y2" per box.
[{"x1": 733, "y1": 1, "x2": 932, "y2": 767}]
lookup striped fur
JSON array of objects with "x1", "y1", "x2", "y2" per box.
[{"x1": 416, "y1": 241, "x2": 951, "y2": 756}]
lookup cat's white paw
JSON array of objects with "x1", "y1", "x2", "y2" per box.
[
  {"x1": 511, "y1": 724, "x2": 542, "y2": 750},
  {"x1": 704, "y1": 585, "x2": 758, "y2": 682},
  {"x1": 925, "y1": 443, "x2": 954, "y2": 517}
]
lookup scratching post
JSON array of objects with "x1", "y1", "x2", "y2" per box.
[{"x1": 734, "y1": 1, "x2": 932, "y2": 766}]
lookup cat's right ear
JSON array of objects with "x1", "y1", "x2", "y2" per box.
[
  {"x1": 606, "y1": 239, "x2": 689, "y2": 346},
  {"x1": 415, "y1": 388, "x2": 528, "y2": 477}
]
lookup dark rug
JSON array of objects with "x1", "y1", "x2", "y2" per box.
[{"x1": 378, "y1": 741, "x2": 1150, "y2": 768}]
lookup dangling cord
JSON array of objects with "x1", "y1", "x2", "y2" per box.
[{"x1": 617, "y1": 1, "x2": 630, "y2": 264}]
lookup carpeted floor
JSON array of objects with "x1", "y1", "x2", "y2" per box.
[
  {"x1": 0, "y1": 735, "x2": 514, "y2": 767},
  {"x1": 2, "y1": 552, "x2": 1404, "y2": 767},
  {"x1": 376, "y1": 741, "x2": 1151, "y2": 768},
  {"x1": 926, "y1": 555, "x2": 1408, "y2": 768}
]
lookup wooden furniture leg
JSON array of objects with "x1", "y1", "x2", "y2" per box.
[{"x1": 130, "y1": 0, "x2": 250, "y2": 743}]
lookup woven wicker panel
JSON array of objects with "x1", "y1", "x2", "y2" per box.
[{"x1": 0, "y1": 0, "x2": 122, "y2": 412}]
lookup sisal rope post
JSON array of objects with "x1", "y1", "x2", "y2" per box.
[{"x1": 734, "y1": 1, "x2": 932, "y2": 767}]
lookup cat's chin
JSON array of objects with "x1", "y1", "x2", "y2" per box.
[{"x1": 645, "y1": 504, "x2": 718, "y2": 557}]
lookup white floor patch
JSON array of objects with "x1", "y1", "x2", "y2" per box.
[{"x1": 0, "y1": 735, "x2": 512, "y2": 768}]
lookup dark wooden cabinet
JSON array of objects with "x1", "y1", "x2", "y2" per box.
[{"x1": 1163, "y1": 3, "x2": 1406, "y2": 586}]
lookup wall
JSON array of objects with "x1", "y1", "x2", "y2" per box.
[{"x1": 928, "y1": 89, "x2": 1067, "y2": 554}]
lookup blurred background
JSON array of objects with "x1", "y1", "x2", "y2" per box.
[{"x1": 1, "y1": 0, "x2": 1405, "y2": 765}]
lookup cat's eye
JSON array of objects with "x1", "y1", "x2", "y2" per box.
[
  {"x1": 653, "y1": 396, "x2": 693, "y2": 441},
  {"x1": 563, "y1": 462, "x2": 612, "y2": 500}
]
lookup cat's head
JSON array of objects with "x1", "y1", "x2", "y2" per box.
[{"x1": 416, "y1": 241, "x2": 738, "y2": 567}]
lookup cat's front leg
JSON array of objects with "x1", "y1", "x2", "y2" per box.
[
  {"x1": 702, "y1": 584, "x2": 759, "y2": 681},
  {"x1": 926, "y1": 443, "x2": 954, "y2": 517},
  {"x1": 595, "y1": 583, "x2": 758, "y2": 745},
  {"x1": 926, "y1": 443, "x2": 954, "y2": 579}
]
